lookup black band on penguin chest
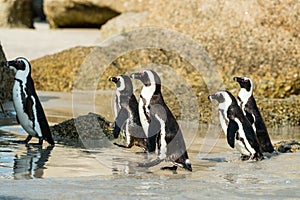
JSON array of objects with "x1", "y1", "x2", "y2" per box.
[
  {"x1": 140, "y1": 94, "x2": 151, "y2": 122},
  {"x1": 15, "y1": 78, "x2": 35, "y2": 123}
]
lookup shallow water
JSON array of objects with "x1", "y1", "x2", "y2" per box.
[{"x1": 0, "y1": 125, "x2": 299, "y2": 199}]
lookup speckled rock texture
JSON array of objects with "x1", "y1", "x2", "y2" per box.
[
  {"x1": 0, "y1": 0, "x2": 33, "y2": 28},
  {"x1": 31, "y1": 0, "x2": 299, "y2": 127}
]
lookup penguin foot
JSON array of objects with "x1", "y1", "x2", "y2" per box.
[
  {"x1": 161, "y1": 165, "x2": 178, "y2": 171},
  {"x1": 11, "y1": 140, "x2": 29, "y2": 144},
  {"x1": 240, "y1": 155, "x2": 250, "y2": 161},
  {"x1": 138, "y1": 158, "x2": 162, "y2": 168},
  {"x1": 25, "y1": 137, "x2": 43, "y2": 147},
  {"x1": 12, "y1": 135, "x2": 33, "y2": 145},
  {"x1": 113, "y1": 142, "x2": 131, "y2": 148}
]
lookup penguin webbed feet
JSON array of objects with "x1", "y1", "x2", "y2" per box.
[
  {"x1": 25, "y1": 137, "x2": 44, "y2": 147},
  {"x1": 12, "y1": 135, "x2": 33, "y2": 145},
  {"x1": 161, "y1": 165, "x2": 178, "y2": 171},
  {"x1": 240, "y1": 153, "x2": 263, "y2": 161}
]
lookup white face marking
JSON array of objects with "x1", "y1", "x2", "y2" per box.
[
  {"x1": 234, "y1": 118, "x2": 256, "y2": 156},
  {"x1": 116, "y1": 76, "x2": 125, "y2": 91},
  {"x1": 155, "y1": 114, "x2": 167, "y2": 160},
  {"x1": 14, "y1": 58, "x2": 31, "y2": 81}
]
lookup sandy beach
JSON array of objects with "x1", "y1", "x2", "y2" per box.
[{"x1": 0, "y1": 22, "x2": 100, "y2": 60}]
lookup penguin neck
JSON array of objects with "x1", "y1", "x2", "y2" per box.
[
  {"x1": 141, "y1": 83, "x2": 156, "y2": 102},
  {"x1": 15, "y1": 69, "x2": 31, "y2": 82},
  {"x1": 238, "y1": 88, "x2": 252, "y2": 105}
]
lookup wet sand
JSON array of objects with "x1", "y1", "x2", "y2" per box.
[{"x1": 0, "y1": 91, "x2": 300, "y2": 199}]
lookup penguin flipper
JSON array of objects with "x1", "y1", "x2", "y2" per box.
[
  {"x1": 16, "y1": 115, "x2": 20, "y2": 124},
  {"x1": 148, "y1": 116, "x2": 161, "y2": 152},
  {"x1": 245, "y1": 110, "x2": 255, "y2": 125},
  {"x1": 25, "y1": 95, "x2": 34, "y2": 120},
  {"x1": 227, "y1": 120, "x2": 239, "y2": 148},
  {"x1": 113, "y1": 108, "x2": 128, "y2": 138}
]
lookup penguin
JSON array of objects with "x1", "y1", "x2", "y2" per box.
[
  {"x1": 109, "y1": 75, "x2": 147, "y2": 150},
  {"x1": 208, "y1": 90, "x2": 263, "y2": 160},
  {"x1": 130, "y1": 70, "x2": 157, "y2": 152},
  {"x1": 233, "y1": 77, "x2": 274, "y2": 153},
  {"x1": 5, "y1": 57, "x2": 54, "y2": 146},
  {"x1": 130, "y1": 70, "x2": 192, "y2": 171}
]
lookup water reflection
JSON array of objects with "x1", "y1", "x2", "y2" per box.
[{"x1": 13, "y1": 145, "x2": 54, "y2": 180}]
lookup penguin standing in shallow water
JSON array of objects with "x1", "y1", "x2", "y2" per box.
[
  {"x1": 209, "y1": 90, "x2": 263, "y2": 160},
  {"x1": 233, "y1": 77, "x2": 274, "y2": 153},
  {"x1": 109, "y1": 75, "x2": 147, "y2": 150},
  {"x1": 131, "y1": 70, "x2": 192, "y2": 171},
  {"x1": 130, "y1": 70, "x2": 157, "y2": 152},
  {"x1": 5, "y1": 57, "x2": 54, "y2": 146}
]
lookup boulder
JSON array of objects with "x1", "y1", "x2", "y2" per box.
[
  {"x1": 0, "y1": 0, "x2": 33, "y2": 28},
  {"x1": 0, "y1": 43, "x2": 14, "y2": 101},
  {"x1": 44, "y1": 0, "x2": 120, "y2": 28},
  {"x1": 98, "y1": 12, "x2": 148, "y2": 42},
  {"x1": 50, "y1": 112, "x2": 114, "y2": 147}
]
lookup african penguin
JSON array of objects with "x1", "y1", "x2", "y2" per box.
[
  {"x1": 130, "y1": 70, "x2": 192, "y2": 171},
  {"x1": 5, "y1": 57, "x2": 54, "y2": 146},
  {"x1": 208, "y1": 90, "x2": 263, "y2": 160},
  {"x1": 234, "y1": 77, "x2": 274, "y2": 153},
  {"x1": 109, "y1": 75, "x2": 147, "y2": 150}
]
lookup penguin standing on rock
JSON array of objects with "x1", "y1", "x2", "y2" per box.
[
  {"x1": 209, "y1": 90, "x2": 263, "y2": 160},
  {"x1": 109, "y1": 75, "x2": 147, "y2": 150},
  {"x1": 5, "y1": 57, "x2": 54, "y2": 146},
  {"x1": 131, "y1": 70, "x2": 192, "y2": 171},
  {"x1": 233, "y1": 77, "x2": 274, "y2": 153}
]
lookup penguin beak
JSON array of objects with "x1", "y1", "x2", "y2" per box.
[
  {"x1": 130, "y1": 72, "x2": 142, "y2": 80},
  {"x1": 208, "y1": 94, "x2": 216, "y2": 101},
  {"x1": 109, "y1": 77, "x2": 118, "y2": 83},
  {"x1": 4, "y1": 60, "x2": 12, "y2": 67},
  {"x1": 233, "y1": 77, "x2": 244, "y2": 83}
]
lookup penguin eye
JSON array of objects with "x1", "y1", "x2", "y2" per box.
[{"x1": 16, "y1": 60, "x2": 23, "y2": 65}]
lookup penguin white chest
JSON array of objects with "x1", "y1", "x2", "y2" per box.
[
  {"x1": 139, "y1": 85, "x2": 155, "y2": 136},
  {"x1": 12, "y1": 81, "x2": 40, "y2": 137}
]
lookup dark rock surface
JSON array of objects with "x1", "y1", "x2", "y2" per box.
[
  {"x1": 50, "y1": 112, "x2": 114, "y2": 147},
  {"x1": 44, "y1": 0, "x2": 120, "y2": 28},
  {"x1": 0, "y1": 44, "x2": 14, "y2": 102}
]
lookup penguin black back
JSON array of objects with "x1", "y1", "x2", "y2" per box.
[
  {"x1": 5, "y1": 57, "x2": 54, "y2": 146},
  {"x1": 209, "y1": 90, "x2": 263, "y2": 160},
  {"x1": 234, "y1": 77, "x2": 274, "y2": 153},
  {"x1": 131, "y1": 70, "x2": 192, "y2": 171},
  {"x1": 109, "y1": 75, "x2": 147, "y2": 150}
]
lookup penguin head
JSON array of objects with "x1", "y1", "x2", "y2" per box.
[
  {"x1": 5, "y1": 57, "x2": 31, "y2": 78},
  {"x1": 208, "y1": 90, "x2": 237, "y2": 109},
  {"x1": 130, "y1": 70, "x2": 161, "y2": 88},
  {"x1": 233, "y1": 77, "x2": 253, "y2": 93},
  {"x1": 109, "y1": 75, "x2": 133, "y2": 94}
]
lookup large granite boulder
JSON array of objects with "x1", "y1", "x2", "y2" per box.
[
  {"x1": 32, "y1": 0, "x2": 300, "y2": 127},
  {"x1": 44, "y1": 0, "x2": 120, "y2": 28},
  {"x1": 0, "y1": 0, "x2": 33, "y2": 28},
  {"x1": 0, "y1": 44, "x2": 14, "y2": 101}
]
